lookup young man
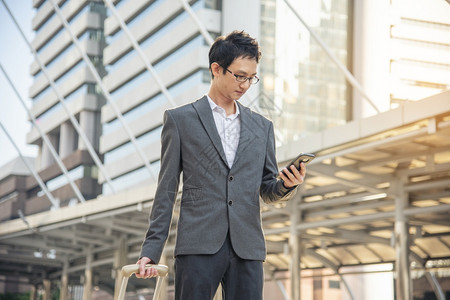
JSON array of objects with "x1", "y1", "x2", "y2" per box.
[{"x1": 137, "y1": 30, "x2": 306, "y2": 299}]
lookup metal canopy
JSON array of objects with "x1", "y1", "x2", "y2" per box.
[{"x1": 0, "y1": 91, "x2": 449, "y2": 296}]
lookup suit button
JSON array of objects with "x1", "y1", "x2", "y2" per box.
[
  {"x1": 229, "y1": 176, "x2": 234, "y2": 181},
  {"x1": 228, "y1": 200, "x2": 233, "y2": 206}
]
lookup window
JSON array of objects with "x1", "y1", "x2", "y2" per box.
[{"x1": 329, "y1": 280, "x2": 340, "y2": 289}]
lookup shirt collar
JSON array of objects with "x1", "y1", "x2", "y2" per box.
[{"x1": 206, "y1": 95, "x2": 240, "y2": 119}]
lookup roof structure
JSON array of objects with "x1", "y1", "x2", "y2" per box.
[
  {"x1": 0, "y1": 157, "x2": 34, "y2": 182},
  {"x1": 0, "y1": 91, "x2": 449, "y2": 298}
]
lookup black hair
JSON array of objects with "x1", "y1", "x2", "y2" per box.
[{"x1": 208, "y1": 30, "x2": 261, "y2": 78}]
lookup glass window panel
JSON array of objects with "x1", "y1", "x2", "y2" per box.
[
  {"x1": 104, "y1": 126, "x2": 162, "y2": 164},
  {"x1": 46, "y1": 165, "x2": 84, "y2": 192},
  {"x1": 102, "y1": 161, "x2": 160, "y2": 195}
]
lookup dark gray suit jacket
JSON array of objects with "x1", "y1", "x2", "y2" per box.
[{"x1": 140, "y1": 96, "x2": 297, "y2": 263}]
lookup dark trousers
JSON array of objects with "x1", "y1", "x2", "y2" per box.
[{"x1": 174, "y1": 233, "x2": 263, "y2": 300}]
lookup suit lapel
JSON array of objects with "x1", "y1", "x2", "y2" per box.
[{"x1": 192, "y1": 96, "x2": 229, "y2": 168}]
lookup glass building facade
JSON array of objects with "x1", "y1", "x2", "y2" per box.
[
  {"x1": 259, "y1": 0, "x2": 450, "y2": 142},
  {"x1": 259, "y1": 0, "x2": 351, "y2": 144},
  {"x1": 389, "y1": 0, "x2": 450, "y2": 104}
]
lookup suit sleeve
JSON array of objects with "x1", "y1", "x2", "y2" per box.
[
  {"x1": 140, "y1": 110, "x2": 182, "y2": 263},
  {"x1": 259, "y1": 121, "x2": 297, "y2": 203}
]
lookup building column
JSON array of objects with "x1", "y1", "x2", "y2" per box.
[
  {"x1": 289, "y1": 193, "x2": 301, "y2": 300},
  {"x1": 83, "y1": 246, "x2": 93, "y2": 300},
  {"x1": 352, "y1": 0, "x2": 391, "y2": 118},
  {"x1": 59, "y1": 122, "x2": 76, "y2": 158},
  {"x1": 60, "y1": 258, "x2": 69, "y2": 300},
  {"x1": 40, "y1": 133, "x2": 58, "y2": 170},
  {"x1": 29, "y1": 284, "x2": 37, "y2": 300},
  {"x1": 43, "y1": 279, "x2": 51, "y2": 300},
  {"x1": 394, "y1": 177, "x2": 412, "y2": 300},
  {"x1": 113, "y1": 236, "x2": 127, "y2": 300},
  {"x1": 78, "y1": 111, "x2": 98, "y2": 150}
]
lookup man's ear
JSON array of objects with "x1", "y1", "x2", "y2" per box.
[{"x1": 210, "y1": 62, "x2": 221, "y2": 77}]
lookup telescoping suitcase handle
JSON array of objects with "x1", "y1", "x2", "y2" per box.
[{"x1": 117, "y1": 264, "x2": 169, "y2": 300}]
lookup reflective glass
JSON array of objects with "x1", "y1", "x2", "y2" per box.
[
  {"x1": 104, "y1": 126, "x2": 162, "y2": 164},
  {"x1": 102, "y1": 161, "x2": 160, "y2": 195},
  {"x1": 45, "y1": 165, "x2": 84, "y2": 192},
  {"x1": 259, "y1": 0, "x2": 351, "y2": 144}
]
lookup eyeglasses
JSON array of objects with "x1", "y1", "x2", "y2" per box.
[{"x1": 223, "y1": 67, "x2": 260, "y2": 85}]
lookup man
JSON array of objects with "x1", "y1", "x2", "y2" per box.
[{"x1": 137, "y1": 30, "x2": 306, "y2": 299}]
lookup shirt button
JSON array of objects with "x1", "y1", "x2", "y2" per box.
[{"x1": 228, "y1": 200, "x2": 233, "y2": 206}]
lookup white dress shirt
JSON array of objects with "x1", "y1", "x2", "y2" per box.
[{"x1": 207, "y1": 95, "x2": 241, "y2": 168}]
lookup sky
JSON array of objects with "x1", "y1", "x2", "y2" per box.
[{"x1": 0, "y1": 1, "x2": 37, "y2": 168}]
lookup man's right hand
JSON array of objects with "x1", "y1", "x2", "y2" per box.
[{"x1": 135, "y1": 256, "x2": 159, "y2": 278}]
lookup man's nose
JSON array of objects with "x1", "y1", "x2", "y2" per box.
[{"x1": 239, "y1": 79, "x2": 252, "y2": 88}]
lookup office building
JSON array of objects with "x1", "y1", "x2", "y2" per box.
[
  {"x1": 99, "y1": 0, "x2": 221, "y2": 195},
  {"x1": 259, "y1": 0, "x2": 450, "y2": 143},
  {"x1": 26, "y1": 0, "x2": 107, "y2": 212}
]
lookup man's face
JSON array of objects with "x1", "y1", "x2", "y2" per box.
[{"x1": 212, "y1": 56, "x2": 258, "y2": 101}]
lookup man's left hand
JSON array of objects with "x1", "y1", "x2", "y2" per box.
[{"x1": 279, "y1": 162, "x2": 306, "y2": 188}]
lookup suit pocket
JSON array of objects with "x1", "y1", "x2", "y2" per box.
[{"x1": 181, "y1": 187, "x2": 202, "y2": 207}]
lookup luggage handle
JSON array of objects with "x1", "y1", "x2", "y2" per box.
[
  {"x1": 117, "y1": 264, "x2": 169, "y2": 300},
  {"x1": 121, "y1": 264, "x2": 169, "y2": 278}
]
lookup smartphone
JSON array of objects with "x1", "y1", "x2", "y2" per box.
[{"x1": 284, "y1": 153, "x2": 315, "y2": 173}]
